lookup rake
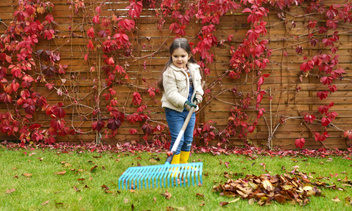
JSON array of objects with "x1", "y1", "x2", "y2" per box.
[{"x1": 118, "y1": 106, "x2": 202, "y2": 190}]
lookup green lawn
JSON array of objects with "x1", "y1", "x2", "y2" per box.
[{"x1": 0, "y1": 146, "x2": 351, "y2": 210}]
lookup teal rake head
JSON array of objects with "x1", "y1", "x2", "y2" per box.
[{"x1": 118, "y1": 162, "x2": 203, "y2": 190}]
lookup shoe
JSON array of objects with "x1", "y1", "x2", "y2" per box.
[
  {"x1": 180, "y1": 151, "x2": 190, "y2": 164},
  {"x1": 170, "y1": 153, "x2": 180, "y2": 177},
  {"x1": 171, "y1": 153, "x2": 180, "y2": 164}
]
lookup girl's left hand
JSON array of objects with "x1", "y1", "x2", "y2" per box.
[{"x1": 193, "y1": 93, "x2": 203, "y2": 105}]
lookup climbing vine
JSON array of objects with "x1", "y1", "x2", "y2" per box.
[{"x1": 0, "y1": 0, "x2": 351, "y2": 149}]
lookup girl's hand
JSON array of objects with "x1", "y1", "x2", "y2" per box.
[
  {"x1": 184, "y1": 101, "x2": 196, "y2": 111},
  {"x1": 193, "y1": 93, "x2": 203, "y2": 105}
]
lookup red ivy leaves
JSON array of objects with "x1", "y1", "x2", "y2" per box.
[
  {"x1": 127, "y1": 0, "x2": 143, "y2": 19},
  {"x1": 295, "y1": 138, "x2": 305, "y2": 149},
  {"x1": 132, "y1": 92, "x2": 142, "y2": 106},
  {"x1": 304, "y1": 113, "x2": 316, "y2": 124},
  {"x1": 314, "y1": 132, "x2": 330, "y2": 142},
  {"x1": 87, "y1": 27, "x2": 95, "y2": 38},
  {"x1": 118, "y1": 19, "x2": 135, "y2": 32},
  {"x1": 92, "y1": 120, "x2": 105, "y2": 132}
]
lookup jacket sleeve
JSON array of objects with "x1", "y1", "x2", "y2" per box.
[
  {"x1": 163, "y1": 70, "x2": 187, "y2": 108},
  {"x1": 192, "y1": 66, "x2": 204, "y2": 96}
]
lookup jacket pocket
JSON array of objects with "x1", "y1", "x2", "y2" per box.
[{"x1": 175, "y1": 74, "x2": 187, "y2": 91}]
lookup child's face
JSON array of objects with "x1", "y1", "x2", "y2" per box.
[{"x1": 171, "y1": 48, "x2": 191, "y2": 69}]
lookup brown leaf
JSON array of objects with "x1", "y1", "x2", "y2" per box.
[
  {"x1": 73, "y1": 186, "x2": 80, "y2": 192},
  {"x1": 219, "y1": 201, "x2": 229, "y2": 207},
  {"x1": 54, "y1": 171, "x2": 66, "y2": 175},
  {"x1": 345, "y1": 196, "x2": 352, "y2": 205},
  {"x1": 262, "y1": 179, "x2": 273, "y2": 191},
  {"x1": 54, "y1": 201, "x2": 63, "y2": 206},
  {"x1": 196, "y1": 193, "x2": 204, "y2": 198},
  {"x1": 5, "y1": 188, "x2": 15, "y2": 194},
  {"x1": 149, "y1": 158, "x2": 157, "y2": 163},
  {"x1": 41, "y1": 200, "x2": 49, "y2": 206},
  {"x1": 77, "y1": 178, "x2": 85, "y2": 182},
  {"x1": 199, "y1": 201, "x2": 205, "y2": 206},
  {"x1": 91, "y1": 165, "x2": 98, "y2": 172},
  {"x1": 274, "y1": 194, "x2": 286, "y2": 203},
  {"x1": 161, "y1": 190, "x2": 172, "y2": 199},
  {"x1": 101, "y1": 184, "x2": 109, "y2": 190},
  {"x1": 332, "y1": 196, "x2": 340, "y2": 202},
  {"x1": 220, "y1": 198, "x2": 240, "y2": 207},
  {"x1": 22, "y1": 173, "x2": 32, "y2": 177}
]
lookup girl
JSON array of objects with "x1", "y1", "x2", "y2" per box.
[{"x1": 158, "y1": 38, "x2": 204, "y2": 165}]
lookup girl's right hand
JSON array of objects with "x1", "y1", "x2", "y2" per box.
[{"x1": 184, "y1": 101, "x2": 196, "y2": 111}]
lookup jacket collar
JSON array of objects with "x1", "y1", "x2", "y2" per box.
[{"x1": 170, "y1": 62, "x2": 200, "y2": 72}]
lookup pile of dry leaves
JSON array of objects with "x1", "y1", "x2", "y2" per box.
[{"x1": 213, "y1": 172, "x2": 323, "y2": 206}]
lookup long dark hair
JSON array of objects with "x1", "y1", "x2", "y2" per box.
[{"x1": 157, "y1": 38, "x2": 197, "y2": 91}]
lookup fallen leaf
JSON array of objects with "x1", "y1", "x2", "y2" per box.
[
  {"x1": 220, "y1": 198, "x2": 239, "y2": 207},
  {"x1": 149, "y1": 158, "x2": 157, "y2": 163},
  {"x1": 5, "y1": 188, "x2": 15, "y2": 194},
  {"x1": 345, "y1": 196, "x2": 352, "y2": 205},
  {"x1": 332, "y1": 196, "x2": 340, "y2": 202},
  {"x1": 199, "y1": 201, "x2": 205, "y2": 206},
  {"x1": 42, "y1": 200, "x2": 49, "y2": 206},
  {"x1": 91, "y1": 165, "x2": 98, "y2": 172},
  {"x1": 101, "y1": 184, "x2": 109, "y2": 191},
  {"x1": 161, "y1": 190, "x2": 172, "y2": 199},
  {"x1": 196, "y1": 193, "x2": 204, "y2": 198},
  {"x1": 124, "y1": 198, "x2": 129, "y2": 203},
  {"x1": 153, "y1": 197, "x2": 157, "y2": 202},
  {"x1": 73, "y1": 186, "x2": 81, "y2": 192},
  {"x1": 22, "y1": 173, "x2": 32, "y2": 177},
  {"x1": 54, "y1": 201, "x2": 63, "y2": 206},
  {"x1": 219, "y1": 201, "x2": 229, "y2": 207},
  {"x1": 54, "y1": 171, "x2": 66, "y2": 175}
]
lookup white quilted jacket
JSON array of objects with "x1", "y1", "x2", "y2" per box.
[{"x1": 161, "y1": 62, "x2": 204, "y2": 112}]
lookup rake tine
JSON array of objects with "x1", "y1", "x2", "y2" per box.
[{"x1": 156, "y1": 166, "x2": 166, "y2": 188}]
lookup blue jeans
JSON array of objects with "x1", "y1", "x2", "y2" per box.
[{"x1": 165, "y1": 85, "x2": 195, "y2": 154}]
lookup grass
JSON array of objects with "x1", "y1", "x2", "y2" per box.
[{"x1": 0, "y1": 146, "x2": 351, "y2": 211}]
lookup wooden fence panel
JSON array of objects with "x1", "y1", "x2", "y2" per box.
[{"x1": 0, "y1": 0, "x2": 351, "y2": 149}]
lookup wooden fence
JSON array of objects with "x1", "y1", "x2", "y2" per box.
[{"x1": 0, "y1": 0, "x2": 351, "y2": 149}]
